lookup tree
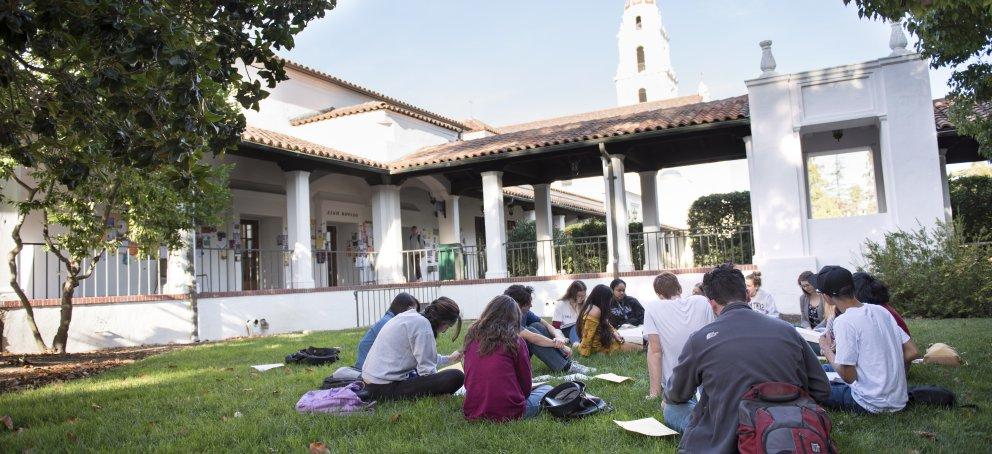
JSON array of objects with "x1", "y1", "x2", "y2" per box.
[
  {"x1": 844, "y1": 1, "x2": 992, "y2": 158},
  {"x1": 0, "y1": 1, "x2": 332, "y2": 353},
  {"x1": 949, "y1": 174, "x2": 992, "y2": 241},
  {"x1": 686, "y1": 191, "x2": 754, "y2": 266}
]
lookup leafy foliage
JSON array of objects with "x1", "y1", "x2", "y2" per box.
[
  {"x1": 844, "y1": 0, "x2": 992, "y2": 158},
  {"x1": 861, "y1": 221, "x2": 992, "y2": 318},
  {"x1": 949, "y1": 175, "x2": 992, "y2": 241},
  {"x1": 686, "y1": 191, "x2": 754, "y2": 266},
  {"x1": 0, "y1": 0, "x2": 332, "y2": 352}
]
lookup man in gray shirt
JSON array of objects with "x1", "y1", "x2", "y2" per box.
[{"x1": 664, "y1": 263, "x2": 830, "y2": 453}]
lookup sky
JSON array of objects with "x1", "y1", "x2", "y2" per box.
[{"x1": 279, "y1": 0, "x2": 954, "y2": 127}]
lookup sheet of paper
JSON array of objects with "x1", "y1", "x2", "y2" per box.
[
  {"x1": 795, "y1": 327, "x2": 822, "y2": 344},
  {"x1": 532, "y1": 382, "x2": 548, "y2": 389},
  {"x1": 439, "y1": 361, "x2": 463, "y2": 372},
  {"x1": 617, "y1": 326, "x2": 644, "y2": 345},
  {"x1": 594, "y1": 373, "x2": 633, "y2": 383},
  {"x1": 825, "y1": 371, "x2": 844, "y2": 383},
  {"x1": 614, "y1": 417, "x2": 678, "y2": 437},
  {"x1": 251, "y1": 363, "x2": 284, "y2": 372}
]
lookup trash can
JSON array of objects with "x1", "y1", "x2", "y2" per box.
[{"x1": 437, "y1": 243, "x2": 459, "y2": 281}]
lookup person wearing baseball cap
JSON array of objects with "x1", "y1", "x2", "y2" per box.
[{"x1": 816, "y1": 265, "x2": 920, "y2": 414}]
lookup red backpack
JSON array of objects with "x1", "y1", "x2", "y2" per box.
[{"x1": 738, "y1": 382, "x2": 836, "y2": 454}]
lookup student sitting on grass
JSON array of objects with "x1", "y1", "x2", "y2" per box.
[
  {"x1": 745, "y1": 271, "x2": 780, "y2": 319},
  {"x1": 463, "y1": 295, "x2": 554, "y2": 421},
  {"x1": 816, "y1": 266, "x2": 919, "y2": 414},
  {"x1": 552, "y1": 280, "x2": 586, "y2": 344},
  {"x1": 504, "y1": 285, "x2": 594, "y2": 375},
  {"x1": 578, "y1": 284, "x2": 643, "y2": 356},
  {"x1": 853, "y1": 272, "x2": 910, "y2": 337},
  {"x1": 664, "y1": 263, "x2": 830, "y2": 452},
  {"x1": 608, "y1": 278, "x2": 645, "y2": 328},
  {"x1": 643, "y1": 272, "x2": 713, "y2": 399},
  {"x1": 361, "y1": 297, "x2": 464, "y2": 401},
  {"x1": 332, "y1": 293, "x2": 421, "y2": 381}
]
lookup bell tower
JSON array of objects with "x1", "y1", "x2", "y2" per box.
[{"x1": 615, "y1": 0, "x2": 678, "y2": 106}]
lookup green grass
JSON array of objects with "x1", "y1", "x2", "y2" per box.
[{"x1": 1, "y1": 318, "x2": 990, "y2": 453}]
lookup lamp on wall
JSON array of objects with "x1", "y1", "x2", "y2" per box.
[{"x1": 832, "y1": 129, "x2": 844, "y2": 142}]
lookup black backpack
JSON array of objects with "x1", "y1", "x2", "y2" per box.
[
  {"x1": 541, "y1": 381, "x2": 610, "y2": 419},
  {"x1": 908, "y1": 385, "x2": 956, "y2": 408},
  {"x1": 285, "y1": 346, "x2": 341, "y2": 366}
]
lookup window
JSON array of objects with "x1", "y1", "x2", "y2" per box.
[
  {"x1": 805, "y1": 147, "x2": 884, "y2": 219},
  {"x1": 635, "y1": 16, "x2": 642, "y2": 29},
  {"x1": 636, "y1": 46, "x2": 646, "y2": 72},
  {"x1": 638, "y1": 88, "x2": 647, "y2": 103}
]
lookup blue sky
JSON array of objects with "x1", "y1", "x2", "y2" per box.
[{"x1": 279, "y1": 0, "x2": 952, "y2": 126}]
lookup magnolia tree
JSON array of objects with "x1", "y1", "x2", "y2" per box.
[
  {"x1": 0, "y1": 1, "x2": 333, "y2": 353},
  {"x1": 844, "y1": 0, "x2": 992, "y2": 158}
]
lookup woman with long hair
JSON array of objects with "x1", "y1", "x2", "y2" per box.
[
  {"x1": 853, "y1": 272, "x2": 910, "y2": 337},
  {"x1": 462, "y1": 295, "x2": 554, "y2": 421},
  {"x1": 608, "y1": 278, "x2": 645, "y2": 327},
  {"x1": 577, "y1": 284, "x2": 642, "y2": 356},
  {"x1": 552, "y1": 280, "x2": 587, "y2": 345},
  {"x1": 798, "y1": 271, "x2": 830, "y2": 330},
  {"x1": 362, "y1": 296, "x2": 464, "y2": 401},
  {"x1": 745, "y1": 271, "x2": 780, "y2": 319}
]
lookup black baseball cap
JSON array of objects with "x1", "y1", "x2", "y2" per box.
[{"x1": 815, "y1": 266, "x2": 853, "y2": 296}]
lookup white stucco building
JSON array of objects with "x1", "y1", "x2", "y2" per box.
[{"x1": 0, "y1": 4, "x2": 984, "y2": 353}]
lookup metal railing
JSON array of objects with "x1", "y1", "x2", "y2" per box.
[
  {"x1": 14, "y1": 243, "x2": 167, "y2": 300},
  {"x1": 506, "y1": 235, "x2": 610, "y2": 277},
  {"x1": 402, "y1": 245, "x2": 486, "y2": 283},
  {"x1": 197, "y1": 247, "x2": 293, "y2": 293},
  {"x1": 354, "y1": 284, "x2": 440, "y2": 327},
  {"x1": 312, "y1": 249, "x2": 378, "y2": 288}
]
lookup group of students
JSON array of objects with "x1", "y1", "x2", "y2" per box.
[{"x1": 331, "y1": 262, "x2": 918, "y2": 453}]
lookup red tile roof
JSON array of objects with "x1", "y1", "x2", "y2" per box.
[
  {"x1": 503, "y1": 186, "x2": 605, "y2": 216},
  {"x1": 461, "y1": 118, "x2": 502, "y2": 134},
  {"x1": 241, "y1": 126, "x2": 387, "y2": 169},
  {"x1": 289, "y1": 100, "x2": 468, "y2": 131},
  {"x1": 391, "y1": 95, "x2": 749, "y2": 171},
  {"x1": 499, "y1": 94, "x2": 703, "y2": 133},
  {"x1": 932, "y1": 97, "x2": 992, "y2": 132}
]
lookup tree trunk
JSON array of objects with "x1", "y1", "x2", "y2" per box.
[
  {"x1": 7, "y1": 211, "x2": 49, "y2": 353},
  {"x1": 50, "y1": 271, "x2": 79, "y2": 354}
]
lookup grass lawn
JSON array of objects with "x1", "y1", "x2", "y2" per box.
[{"x1": 1, "y1": 318, "x2": 990, "y2": 453}]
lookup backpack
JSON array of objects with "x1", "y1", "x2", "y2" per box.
[
  {"x1": 285, "y1": 346, "x2": 340, "y2": 366},
  {"x1": 908, "y1": 385, "x2": 956, "y2": 408},
  {"x1": 738, "y1": 382, "x2": 836, "y2": 454},
  {"x1": 295, "y1": 382, "x2": 374, "y2": 415},
  {"x1": 541, "y1": 381, "x2": 610, "y2": 419}
]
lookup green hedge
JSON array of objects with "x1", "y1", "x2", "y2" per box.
[
  {"x1": 949, "y1": 174, "x2": 992, "y2": 241},
  {"x1": 862, "y1": 221, "x2": 992, "y2": 318}
]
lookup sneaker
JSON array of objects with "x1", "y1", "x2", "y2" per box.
[{"x1": 568, "y1": 362, "x2": 596, "y2": 375}]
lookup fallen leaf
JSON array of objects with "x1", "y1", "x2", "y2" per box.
[
  {"x1": 1, "y1": 415, "x2": 13, "y2": 431},
  {"x1": 242, "y1": 388, "x2": 253, "y2": 392},
  {"x1": 914, "y1": 431, "x2": 936, "y2": 441},
  {"x1": 148, "y1": 421, "x2": 157, "y2": 428},
  {"x1": 271, "y1": 390, "x2": 280, "y2": 396},
  {"x1": 220, "y1": 416, "x2": 230, "y2": 422},
  {"x1": 309, "y1": 442, "x2": 331, "y2": 454},
  {"x1": 66, "y1": 417, "x2": 78, "y2": 424},
  {"x1": 167, "y1": 364, "x2": 177, "y2": 369},
  {"x1": 91, "y1": 403, "x2": 102, "y2": 411},
  {"x1": 66, "y1": 432, "x2": 77, "y2": 443},
  {"x1": 305, "y1": 368, "x2": 314, "y2": 373},
  {"x1": 389, "y1": 413, "x2": 401, "y2": 423},
  {"x1": 223, "y1": 367, "x2": 234, "y2": 372},
  {"x1": 233, "y1": 411, "x2": 243, "y2": 418}
]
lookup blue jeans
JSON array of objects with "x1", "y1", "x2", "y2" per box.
[
  {"x1": 562, "y1": 325, "x2": 580, "y2": 344},
  {"x1": 525, "y1": 323, "x2": 571, "y2": 372},
  {"x1": 821, "y1": 364, "x2": 869, "y2": 414},
  {"x1": 524, "y1": 384, "x2": 554, "y2": 418},
  {"x1": 664, "y1": 397, "x2": 697, "y2": 433}
]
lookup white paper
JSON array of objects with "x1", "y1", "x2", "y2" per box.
[
  {"x1": 825, "y1": 371, "x2": 844, "y2": 383},
  {"x1": 795, "y1": 327, "x2": 823, "y2": 344},
  {"x1": 614, "y1": 417, "x2": 678, "y2": 437},
  {"x1": 594, "y1": 373, "x2": 633, "y2": 383},
  {"x1": 617, "y1": 327, "x2": 644, "y2": 345},
  {"x1": 251, "y1": 363, "x2": 284, "y2": 372}
]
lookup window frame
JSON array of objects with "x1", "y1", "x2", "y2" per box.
[{"x1": 802, "y1": 145, "x2": 887, "y2": 220}]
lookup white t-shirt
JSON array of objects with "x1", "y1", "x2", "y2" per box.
[
  {"x1": 833, "y1": 304, "x2": 910, "y2": 413},
  {"x1": 552, "y1": 300, "x2": 580, "y2": 329},
  {"x1": 642, "y1": 295, "x2": 715, "y2": 386},
  {"x1": 749, "y1": 288, "x2": 780, "y2": 318}
]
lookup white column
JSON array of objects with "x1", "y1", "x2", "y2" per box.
[
  {"x1": 602, "y1": 155, "x2": 634, "y2": 272},
  {"x1": 938, "y1": 149, "x2": 952, "y2": 223},
  {"x1": 482, "y1": 171, "x2": 508, "y2": 278},
  {"x1": 285, "y1": 170, "x2": 315, "y2": 289},
  {"x1": 553, "y1": 215, "x2": 566, "y2": 231},
  {"x1": 163, "y1": 230, "x2": 195, "y2": 294},
  {"x1": 438, "y1": 195, "x2": 461, "y2": 244},
  {"x1": 533, "y1": 184, "x2": 556, "y2": 276},
  {"x1": 371, "y1": 185, "x2": 405, "y2": 284},
  {"x1": 639, "y1": 170, "x2": 662, "y2": 270},
  {"x1": 0, "y1": 171, "x2": 20, "y2": 300}
]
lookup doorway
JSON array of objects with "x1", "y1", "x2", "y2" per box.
[
  {"x1": 240, "y1": 220, "x2": 260, "y2": 291},
  {"x1": 325, "y1": 224, "x2": 339, "y2": 287}
]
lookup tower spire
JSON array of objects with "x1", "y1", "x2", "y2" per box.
[{"x1": 615, "y1": 0, "x2": 678, "y2": 106}]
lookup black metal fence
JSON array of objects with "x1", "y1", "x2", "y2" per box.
[{"x1": 353, "y1": 284, "x2": 440, "y2": 327}]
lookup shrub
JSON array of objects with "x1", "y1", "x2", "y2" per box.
[
  {"x1": 687, "y1": 191, "x2": 754, "y2": 266},
  {"x1": 949, "y1": 174, "x2": 992, "y2": 241},
  {"x1": 861, "y1": 221, "x2": 992, "y2": 318}
]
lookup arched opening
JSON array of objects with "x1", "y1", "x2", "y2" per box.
[
  {"x1": 635, "y1": 16, "x2": 642, "y2": 29},
  {"x1": 636, "y1": 46, "x2": 646, "y2": 72},
  {"x1": 638, "y1": 88, "x2": 647, "y2": 103}
]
